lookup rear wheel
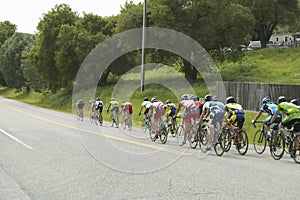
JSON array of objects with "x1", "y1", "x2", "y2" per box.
[
  {"x1": 223, "y1": 128, "x2": 231, "y2": 152},
  {"x1": 237, "y1": 130, "x2": 248, "y2": 155},
  {"x1": 176, "y1": 125, "x2": 185, "y2": 146},
  {"x1": 270, "y1": 132, "x2": 285, "y2": 160},
  {"x1": 253, "y1": 130, "x2": 266, "y2": 154},
  {"x1": 290, "y1": 134, "x2": 300, "y2": 164},
  {"x1": 190, "y1": 127, "x2": 198, "y2": 149},
  {"x1": 159, "y1": 127, "x2": 168, "y2": 144},
  {"x1": 199, "y1": 127, "x2": 209, "y2": 153},
  {"x1": 214, "y1": 130, "x2": 225, "y2": 156}
]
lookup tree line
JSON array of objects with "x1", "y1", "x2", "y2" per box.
[{"x1": 0, "y1": 0, "x2": 299, "y2": 93}]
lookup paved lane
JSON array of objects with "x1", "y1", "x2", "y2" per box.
[{"x1": 0, "y1": 97, "x2": 299, "y2": 199}]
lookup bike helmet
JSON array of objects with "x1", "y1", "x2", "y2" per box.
[
  {"x1": 151, "y1": 97, "x2": 158, "y2": 103},
  {"x1": 226, "y1": 96, "x2": 236, "y2": 104},
  {"x1": 212, "y1": 96, "x2": 219, "y2": 101},
  {"x1": 166, "y1": 99, "x2": 171, "y2": 104},
  {"x1": 111, "y1": 98, "x2": 115, "y2": 101},
  {"x1": 204, "y1": 94, "x2": 212, "y2": 102},
  {"x1": 96, "y1": 97, "x2": 100, "y2": 101},
  {"x1": 277, "y1": 96, "x2": 286, "y2": 104},
  {"x1": 181, "y1": 94, "x2": 188, "y2": 100},
  {"x1": 144, "y1": 97, "x2": 149, "y2": 101},
  {"x1": 262, "y1": 96, "x2": 270, "y2": 104},
  {"x1": 290, "y1": 99, "x2": 299, "y2": 106}
]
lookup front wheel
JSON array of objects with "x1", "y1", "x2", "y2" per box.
[
  {"x1": 237, "y1": 130, "x2": 248, "y2": 155},
  {"x1": 222, "y1": 128, "x2": 232, "y2": 152},
  {"x1": 253, "y1": 130, "x2": 266, "y2": 154},
  {"x1": 189, "y1": 127, "x2": 198, "y2": 149},
  {"x1": 199, "y1": 127, "x2": 209, "y2": 153}
]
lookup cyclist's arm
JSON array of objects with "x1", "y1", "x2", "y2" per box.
[{"x1": 253, "y1": 111, "x2": 263, "y2": 122}]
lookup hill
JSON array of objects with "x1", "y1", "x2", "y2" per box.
[{"x1": 218, "y1": 48, "x2": 300, "y2": 84}]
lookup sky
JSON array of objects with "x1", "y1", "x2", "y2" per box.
[{"x1": 0, "y1": 0, "x2": 142, "y2": 34}]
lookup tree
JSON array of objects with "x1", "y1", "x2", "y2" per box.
[
  {"x1": 237, "y1": 0, "x2": 300, "y2": 48},
  {"x1": 0, "y1": 21, "x2": 16, "y2": 47},
  {"x1": 0, "y1": 33, "x2": 34, "y2": 88},
  {"x1": 29, "y1": 4, "x2": 78, "y2": 92}
]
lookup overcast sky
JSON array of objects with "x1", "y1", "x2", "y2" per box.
[{"x1": 0, "y1": 0, "x2": 142, "y2": 34}]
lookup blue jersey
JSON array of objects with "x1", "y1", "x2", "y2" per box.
[{"x1": 260, "y1": 102, "x2": 281, "y2": 116}]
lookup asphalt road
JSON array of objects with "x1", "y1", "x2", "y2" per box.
[{"x1": 0, "y1": 97, "x2": 299, "y2": 200}]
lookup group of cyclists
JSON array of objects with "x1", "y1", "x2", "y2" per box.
[
  {"x1": 76, "y1": 94, "x2": 300, "y2": 151},
  {"x1": 76, "y1": 97, "x2": 133, "y2": 127}
]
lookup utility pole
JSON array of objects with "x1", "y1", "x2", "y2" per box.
[{"x1": 141, "y1": 0, "x2": 146, "y2": 92}]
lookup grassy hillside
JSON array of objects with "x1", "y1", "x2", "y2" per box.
[{"x1": 218, "y1": 48, "x2": 300, "y2": 84}]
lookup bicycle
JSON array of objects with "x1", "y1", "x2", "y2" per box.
[
  {"x1": 141, "y1": 115, "x2": 151, "y2": 133},
  {"x1": 166, "y1": 116, "x2": 179, "y2": 137},
  {"x1": 196, "y1": 119, "x2": 225, "y2": 156},
  {"x1": 77, "y1": 109, "x2": 84, "y2": 121},
  {"x1": 90, "y1": 109, "x2": 99, "y2": 125},
  {"x1": 252, "y1": 121, "x2": 285, "y2": 160},
  {"x1": 176, "y1": 118, "x2": 200, "y2": 149},
  {"x1": 108, "y1": 110, "x2": 119, "y2": 128},
  {"x1": 150, "y1": 122, "x2": 168, "y2": 144},
  {"x1": 284, "y1": 123, "x2": 300, "y2": 164},
  {"x1": 222, "y1": 124, "x2": 248, "y2": 155},
  {"x1": 122, "y1": 112, "x2": 132, "y2": 130}
]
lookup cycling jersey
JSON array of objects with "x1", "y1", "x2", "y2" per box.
[
  {"x1": 150, "y1": 101, "x2": 166, "y2": 120},
  {"x1": 166, "y1": 103, "x2": 177, "y2": 117},
  {"x1": 178, "y1": 100, "x2": 199, "y2": 123},
  {"x1": 260, "y1": 102, "x2": 282, "y2": 123},
  {"x1": 121, "y1": 102, "x2": 133, "y2": 114},
  {"x1": 202, "y1": 101, "x2": 225, "y2": 127},
  {"x1": 225, "y1": 103, "x2": 245, "y2": 129},
  {"x1": 276, "y1": 102, "x2": 300, "y2": 126},
  {"x1": 76, "y1": 100, "x2": 84, "y2": 109}
]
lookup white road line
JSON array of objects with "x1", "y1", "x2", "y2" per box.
[{"x1": 0, "y1": 129, "x2": 34, "y2": 150}]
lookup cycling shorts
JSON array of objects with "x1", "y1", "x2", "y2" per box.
[
  {"x1": 154, "y1": 109, "x2": 165, "y2": 120},
  {"x1": 264, "y1": 115, "x2": 281, "y2": 124},
  {"x1": 228, "y1": 113, "x2": 245, "y2": 129},
  {"x1": 167, "y1": 109, "x2": 176, "y2": 117},
  {"x1": 184, "y1": 111, "x2": 198, "y2": 123}
]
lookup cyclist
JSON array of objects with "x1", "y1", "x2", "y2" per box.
[
  {"x1": 174, "y1": 94, "x2": 200, "y2": 144},
  {"x1": 121, "y1": 100, "x2": 133, "y2": 126},
  {"x1": 76, "y1": 99, "x2": 85, "y2": 119},
  {"x1": 165, "y1": 99, "x2": 177, "y2": 132},
  {"x1": 199, "y1": 95, "x2": 225, "y2": 150},
  {"x1": 224, "y1": 96, "x2": 245, "y2": 145},
  {"x1": 252, "y1": 96, "x2": 282, "y2": 140},
  {"x1": 148, "y1": 97, "x2": 166, "y2": 140},
  {"x1": 94, "y1": 97, "x2": 104, "y2": 122},
  {"x1": 106, "y1": 98, "x2": 119, "y2": 121},
  {"x1": 290, "y1": 99, "x2": 300, "y2": 110},
  {"x1": 138, "y1": 97, "x2": 151, "y2": 117},
  {"x1": 269, "y1": 96, "x2": 300, "y2": 143}
]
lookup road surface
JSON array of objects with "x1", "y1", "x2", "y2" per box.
[{"x1": 0, "y1": 97, "x2": 299, "y2": 199}]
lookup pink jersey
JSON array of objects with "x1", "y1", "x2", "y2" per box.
[{"x1": 150, "y1": 101, "x2": 165, "y2": 110}]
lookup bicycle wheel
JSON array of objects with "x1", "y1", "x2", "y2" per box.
[
  {"x1": 214, "y1": 130, "x2": 225, "y2": 156},
  {"x1": 237, "y1": 130, "x2": 248, "y2": 155},
  {"x1": 115, "y1": 115, "x2": 119, "y2": 128},
  {"x1": 110, "y1": 116, "x2": 114, "y2": 127},
  {"x1": 159, "y1": 127, "x2": 168, "y2": 144},
  {"x1": 141, "y1": 118, "x2": 148, "y2": 132},
  {"x1": 94, "y1": 114, "x2": 98, "y2": 125},
  {"x1": 90, "y1": 112, "x2": 94, "y2": 123},
  {"x1": 199, "y1": 127, "x2": 209, "y2": 153},
  {"x1": 122, "y1": 118, "x2": 127, "y2": 130},
  {"x1": 270, "y1": 132, "x2": 285, "y2": 160},
  {"x1": 149, "y1": 129, "x2": 157, "y2": 142},
  {"x1": 190, "y1": 127, "x2": 198, "y2": 149},
  {"x1": 128, "y1": 119, "x2": 132, "y2": 131},
  {"x1": 290, "y1": 134, "x2": 300, "y2": 164},
  {"x1": 176, "y1": 125, "x2": 185, "y2": 146},
  {"x1": 98, "y1": 114, "x2": 103, "y2": 126},
  {"x1": 222, "y1": 128, "x2": 232, "y2": 152},
  {"x1": 253, "y1": 130, "x2": 266, "y2": 154}
]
